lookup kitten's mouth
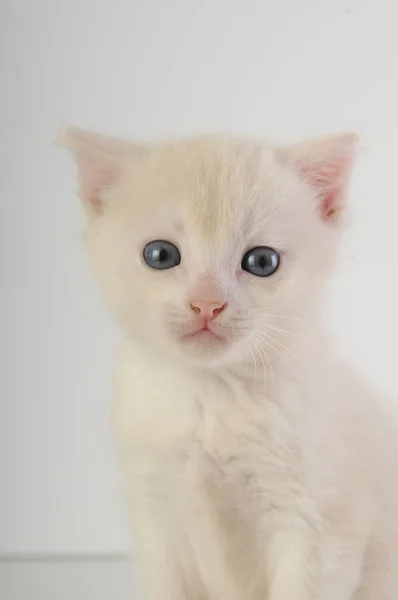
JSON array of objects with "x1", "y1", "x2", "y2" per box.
[{"x1": 181, "y1": 326, "x2": 226, "y2": 344}]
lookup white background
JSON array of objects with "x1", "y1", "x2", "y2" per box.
[{"x1": 1, "y1": 0, "x2": 398, "y2": 563}]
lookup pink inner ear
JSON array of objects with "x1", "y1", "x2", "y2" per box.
[
  {"x1": 59, "y1": 126, "x2": 148, "y2": 216},
  {"x1": 77, "y1": 158, "x2": 116, "y2": 213},
  {"x1": 289, "y1": 133, "x2": 358, "y2": 225},
  {"x1": 299, "y1": 155, "x2": 354, "y2": 223},
  {"x1": 321, "y1": 188, "x2": 340, "y2": 221}
]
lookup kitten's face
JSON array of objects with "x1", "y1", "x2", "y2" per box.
[{"x1": 62, "y1": 130, "x2": 356, "y2": 369}]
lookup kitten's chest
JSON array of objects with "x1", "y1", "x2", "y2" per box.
[{"x1": 115, "y1": 349, "x2": 301, "y2": 491}]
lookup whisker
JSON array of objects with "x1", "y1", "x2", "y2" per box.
[
  {"x1": 251, "y1": 330, "x2": 297, "y2": 376},
  {"x1": 249, "y1": 333, "x2": 267, "y2": 395},
  {"x1": 250, "y1": 310, "x2": 305, "y2": 321},
  {"x1": 261, "y1": 322, "x2": 302, "y2": 339},
  {"x1": 259, "y1": 341, "x2": 274, "y2": 389},
  {"x1": 248, "y1": 344, "x2": 258, "y2": 391},
  {"x1": 258, "y1": 330, "x2": 300, "y2": 363},
  {"x1": 252, "y1": 330, "x2": 288, "y2": 364},
  {"x1": 257, "y1": 338, "x2": 274, "y2": 392}
]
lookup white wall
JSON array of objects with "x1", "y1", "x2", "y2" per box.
[{"x1": 1, "y1": 0, "x2": 398, "y2": 555}]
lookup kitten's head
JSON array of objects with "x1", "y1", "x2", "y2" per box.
[{"x1": 61, "y1": 128, "x2": 357, "y2": 368}]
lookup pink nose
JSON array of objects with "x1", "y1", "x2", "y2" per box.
[{"x1": 189, "y1": 300, "x2": 228, "y2": 320}]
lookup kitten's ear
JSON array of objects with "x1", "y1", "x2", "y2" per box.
[
  {"x1": 58, "y1": 126, "x2": 147, "y2": 215},
  {"x1": 285, "y1": 133, "x2": 358, "y2": 224}
]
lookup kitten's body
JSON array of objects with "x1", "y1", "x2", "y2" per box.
[
  {"x1": 62, "y1": 129, "x2": 398, "y2": 599},
  {"x1": 115, "y1": 328, "x2": 398, "y2": 600}
]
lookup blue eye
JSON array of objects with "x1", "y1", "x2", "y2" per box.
[
  {"x1": 241, "y1": 246, "x2": 280, "y2": 277},
  {"x1": 143, "y1": 240, "x2": 181, "y2": 270}
]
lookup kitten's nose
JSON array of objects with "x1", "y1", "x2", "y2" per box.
[{"x1": 189, "y1": 300, "x2": 228, "y2": 320}]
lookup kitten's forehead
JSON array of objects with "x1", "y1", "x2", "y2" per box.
[
  {"x1": 118, "y1": 134, "x2": 307, "y2": 260},
  {"x1": 147, "y1": 136, "x2": 285, "y2": 238}
]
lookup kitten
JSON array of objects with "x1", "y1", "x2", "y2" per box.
[{"x1": 61, "y1": 127, "x2": 398, "y2": 600}]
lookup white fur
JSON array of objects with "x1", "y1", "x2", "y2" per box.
[{"x1": 62, "y1": 128, "x2": 398, "y2": 599}]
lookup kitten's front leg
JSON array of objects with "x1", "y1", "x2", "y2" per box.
[
  {"x1": 266, "y1": 530, "x2": 315, "y2": 600},
  {"x1": 129, "y1": 473, "x2": 237, "y2": 600},
  {"x1": 261, "y1": 512, "x2": 321, "y2": 600},
  {"x1": 263, "y1": 521, "x2": 361, "y2": 600},
  {"x1": 127, "y1": 476, "x2": 204, "y2": 600},
  {"x1": 262, "y1": 495, "x2": 371, "y2": 600},
  {"x1": 129, "y1": 504, "x2": 191, "y2": 600}
]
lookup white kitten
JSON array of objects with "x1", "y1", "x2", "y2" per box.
[{"x1": 61, "y1": 127, "x2": 398, "y2": 600}]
